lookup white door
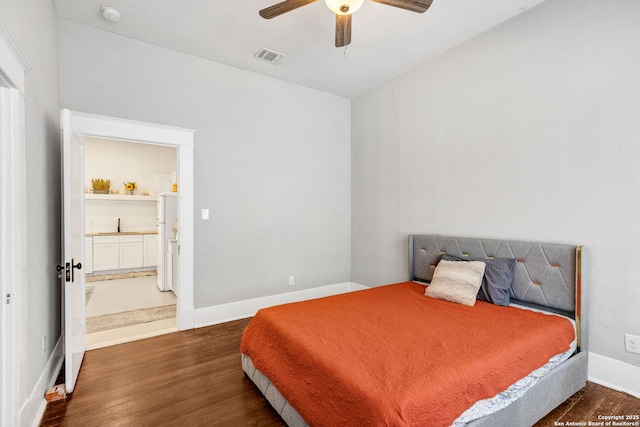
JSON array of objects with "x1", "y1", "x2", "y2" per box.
[
  {"x1": 60, "y1": 109, "x2": 86, "y2": 393},
  {"x1": 1, "y1": 23, "x2": 30, "y2": 425}
]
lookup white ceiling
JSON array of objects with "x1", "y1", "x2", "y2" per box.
[{"x1": 53, "y1": 0, "x2": 549, "y2": 98}]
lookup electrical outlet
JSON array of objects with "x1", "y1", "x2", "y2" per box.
[
  {"x1": 625, "y1": 334, "x2": 640, "y2": 354},
  {"x1": 289, "y1": 276, "x2": 295, "y2": 286},
  {"x1": 201, "y1": 209, "x2": 210, "y2": 220}
]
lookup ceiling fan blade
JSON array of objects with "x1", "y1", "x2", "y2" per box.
[
  {"x1": 335, "y1": 14, "x2": 352, "y2": 47},
  {"x1": 259, "y1": 0, "x2": 318, "y2": 19},
  {"x1": 370, "y1": 0, "x2": 433, "y2": 13}
]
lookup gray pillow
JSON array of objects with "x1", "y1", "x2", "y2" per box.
[{"x1": 440, "y1": 254, "x2": 516, "y2": 306}]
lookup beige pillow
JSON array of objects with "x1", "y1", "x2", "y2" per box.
[{"x1": 425, "y1": 260, "x2": 486, "y2": 306}]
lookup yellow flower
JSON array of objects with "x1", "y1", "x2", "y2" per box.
[{"x1": 123, "y1": 181, "x2": 137, "y2": 191}]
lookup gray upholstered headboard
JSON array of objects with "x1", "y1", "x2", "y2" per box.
[{"x1": 409, "y1": 234, "x2": 587, "y2": 352}]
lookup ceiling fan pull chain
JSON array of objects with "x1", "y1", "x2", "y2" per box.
[{"x1": 343, "y1": 23, "x2": 348, "y2": 57}]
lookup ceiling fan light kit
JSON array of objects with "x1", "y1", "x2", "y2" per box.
[
  {"x1": 259, "y1": 0, "x2": 433, "y2": 48},
  {"x1": 324, "y1": 0, "x2": 365, "y2": 15}
]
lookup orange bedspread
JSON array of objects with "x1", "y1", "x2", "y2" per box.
[{"x1": 240, "y1": 282, "x2": 575, "y2": 427}]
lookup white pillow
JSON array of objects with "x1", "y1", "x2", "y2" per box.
[{"x1": 425, "y1": 260, "x2": 486, "y2": 306}]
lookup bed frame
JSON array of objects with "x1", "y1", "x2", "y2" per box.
[{"x1": 242, "y1": 234, "x2": 588, "y2": 426}]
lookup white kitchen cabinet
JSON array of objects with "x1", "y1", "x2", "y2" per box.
[
  {"x1": 119, "y1": 235, "x2": 144, "y2": 269},
  {"x1": 143, "y1": 234, "x2": 158, "y2": 267},
  {"x1": 92, "y1": 233, "x2": 157, "y2": 272},
  {"x1": 84, "y1": 237, "x2": 94, "y2": 274},
  {"x1": 93, "y1": 236, "x2": 119, "y2": 271}
]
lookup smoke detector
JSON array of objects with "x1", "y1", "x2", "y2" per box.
[{"x1": 101, "y1": 6, "x2": 121, "y2": 23}]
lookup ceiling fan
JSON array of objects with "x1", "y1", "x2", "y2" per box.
[{"x1": 259, "y1": 0, "x2": 433, "y2": 48}]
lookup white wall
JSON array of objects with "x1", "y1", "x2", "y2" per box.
[
  {"x1": 0, "y1": 0, "x2": 61, "y2": 424},
  {"x1": 84, "y1": 136, "x2": 177, "y2": 196},
  {"x1": 85, "y1": 200, "x2": 158, "y2": 234},
  {"x1": 352, "y1": 0, "x2": 640, "y2": 371},
  {"x1": 84, "y1": 137, "x2": 177, "y2": 233},
  {"x1": 59, "y1": 20, "x2": 352, "y2": 308}
]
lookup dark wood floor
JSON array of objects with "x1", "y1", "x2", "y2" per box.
[{"x1": 40, "y1": 318, "x2": 640, "y2": 426}]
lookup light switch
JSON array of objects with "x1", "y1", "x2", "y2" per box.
[{"x1": 202, "y1": 209, "x2": 210, "y2": 220}]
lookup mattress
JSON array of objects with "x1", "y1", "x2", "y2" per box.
[{"x1": 240, "y1": 282, "x2": 576, "y2": 427}]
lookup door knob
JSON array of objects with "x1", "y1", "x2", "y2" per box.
[
  {"x1": 57, "y1": 261, "x2": 82, "y2": 282},
  {"x1": 71, "y1": 258, "x2": 82, "y2": 283}
]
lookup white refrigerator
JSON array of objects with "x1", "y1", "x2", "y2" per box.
[{"x1": 157, "y1": 192, "x2": 178, "y2": 292}]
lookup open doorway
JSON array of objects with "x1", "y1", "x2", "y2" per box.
[
  {"x1": 62, "y1": 110, "x2": 196, "y2": 367},
  {"x1": 83, "y1": 137, "x2": 178, "y2": 349}
]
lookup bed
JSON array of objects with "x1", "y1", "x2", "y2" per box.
[{"x1": 240, "y1": 234, "x2": 588, "y2": 426}]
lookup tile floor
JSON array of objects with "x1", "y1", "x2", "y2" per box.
[{"x1": 85, "y1": 274, "x2": 178, "y2": 350}]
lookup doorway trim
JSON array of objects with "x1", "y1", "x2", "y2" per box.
[
  {"x1": 66, "y1": 110, "x2": 196, "y2": 329},
  {"x1": 0, "y1": 17, "x2": 32, "y2": 427}
]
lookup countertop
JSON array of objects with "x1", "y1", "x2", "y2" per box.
[{"x1": 86, "y1": 231, "x2": 157, "y2": 237}]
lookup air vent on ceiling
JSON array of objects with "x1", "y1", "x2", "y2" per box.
[{"x1": 255, "y1": 48, "x2": 286, "y2": 65}]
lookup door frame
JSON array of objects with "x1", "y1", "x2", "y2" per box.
[
  {"x1": 0, "y1": 18, "x2": 32, "y2": 427},
  {"x1": 65, "y1": 110, "x2": 196, "y2": 329}
]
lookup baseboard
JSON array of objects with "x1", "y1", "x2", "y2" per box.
[
  {"x1": 21, "y1": 335, "x2": 64, "y2": 427},
  {"x1": 177, "y1": 306, "x2": 195, "y2": 330},
  {"x1": 194, "y1": 282, "x2": 368, "y2": 328},
  {"x1": 589, "y1": 351, "x2": 640, "y2": 398}
]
